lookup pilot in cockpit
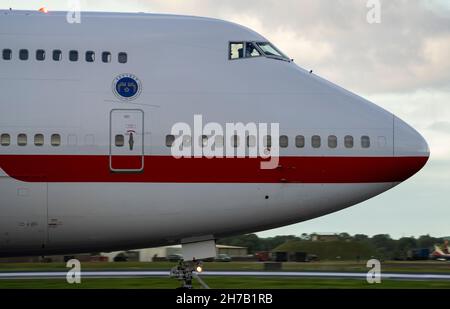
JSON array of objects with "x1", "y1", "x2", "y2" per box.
[
  {"x1": 245, "y1": 44, "x2": 255, "y2": 57},
  {"x1": 245, "y1": 42, "x2": 260, "y2": 58}
]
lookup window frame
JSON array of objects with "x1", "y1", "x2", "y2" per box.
[
  {"x1": 85, "y1": 51, "x2": 95, "y2": 63},
  {"x1": 102, "y1": 51, "x2": 112, "y2": 63},
  {"x1": 36, "y1": 49, "x2": 46, "y2": 61},
  {"x1": 115, "y1": 134, "x2": 125, "y2": 147},
  {"x1": 182, "y1": 135, "x2": 192, "y2": 148},
  {"x1": 69, "y1": 50, "x2": 79, "y2": 62},
  {"x1": 19, "y1": 49, "x2": 29, "y2": 61},
  {"x1": 2, "y1": 49, "x2": 12, "y2": 60},
  {"x1": 229, "y1": 42, "x2": 244, "y2": 60},
  {"x1": 118, "y1": 52, "x2": 128, "y2": 64},
  {"x1": 231, "y1": 135, "x2": 240, "y2": 148},
  {"x1": 53, "y1": 50, "x2": 62, "y2": 61},
  {"x1": 247, "y1": 135, "x2": 257, "y2": 148},
  {"x1": 263, "y1": 135, "x2": 272, "y2": 148},
  {"x1": 311, "y1": 135, "x2": 321, "y2": 149},
  {"x1": 279, "y1": 135, "x2": 289, "y2": 148},
  {"x1": 344, "y1": 135, "x2": 354, "y2": 149},
  {"x1": 255, "y1": 42, "x2": 290, "y2": 62},
  {"x1": 229, "y1": 41, "x2": 264, "y2": 61},
  {"x1": 361, "y1": 135, "x2": 371, "y2": 149},
  {"x1": 166, "y1": 135, "x2": 175, "y2": 147},
  {"x1": 51, "y1": 134, "x2": 61, "y2": 147},
  {"x1": 17, "y1": 133, "x2": 28, "y2": 146},
  {"x1": 295, "y1": 135, "x2": 305, "y2": 148},
  {"x1": 214, "y1": 135, "x2": 224, "y2": 148},
  {"x1": 328, "y1": 135, "x2": 338, "y2": 149},
  {"x1": 0, "y1": 133, "x2": 11, "y2": 146},
  {"x1": 34, "y1": 134, "x2": 45, "y2": 147}
]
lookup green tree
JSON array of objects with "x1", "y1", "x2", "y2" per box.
[
  {"x1": 397, "y1": 237, "x2": 417, "y2": 259},
  {"x1": 417, "y1": 235, "x2": 443, "y2": 249},
  {"x1": 338, "y1": 233, "x2": 352, "y2": 241},
  {"x1": 354, "y1": 234, "x2": 369, "y2": 242},
  {"x1": 370, "y1": 234, "x2": 396, "y2": 259}
]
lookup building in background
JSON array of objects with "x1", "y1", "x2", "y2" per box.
[
  {"x1": 102, "y1": 244, "x2": 248, "y2": 262},
  {"x1": 311, "y1": 233, "x2": 339, "y2": 242}
]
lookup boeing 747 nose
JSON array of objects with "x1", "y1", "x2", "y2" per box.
[{"x1": 394, "y1": 115, "x2": 430, "y2": 181}]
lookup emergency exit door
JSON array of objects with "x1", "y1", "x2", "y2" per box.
[{"x1": 110, "y1": 109, "x2": 144, "y2": 172}]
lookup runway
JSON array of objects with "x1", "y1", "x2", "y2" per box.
[{"x1": 1, "y1": 270, "x2": 450, "y2": 280}]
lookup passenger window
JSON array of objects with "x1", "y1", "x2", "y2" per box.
[
  {"x1": 102, "y1": 52, "x2": 111, "y2": 63},
  {"x1": 344, "y1": 135, "x2": 354, "y2": 148},
  {"x1": 118, "y1": 52, "x2": 127, "y2": 64},
  {"x1": 215, "y1": 135, "x2": 224, "y2": 148},
  {"x1": 232, "y1": 135, "x2": 240, "y2": 148},
  {"x1": 18, "y1": 134, "x2": 27, "y2": 146},
  {"x1": 328, "y1": 135, "x2": 337, "y2": 149},
  {"x1": 69, "y1": 50, "x2": 79, "y2": 62},
  {"x1": 51, "y1": 134, "x2": 61, "y2": 146},
  {"x1": 247, "y1": 135, "x2": 256, "y2": 148},
  {"x1": 115, "y1": 135, "x2": 124, "y2": 147},
  {"x1": 2, "y1": 49, "x2": 12, "y2": 60},
  {"x1": 166, "y1": 135, "x2": 175, "y2": 147},
  {"x1": 182, "y1": 135, "x2": 191, "y2": 148},
  {"x1": 34, "y1": 134, "x2": 44, "y2": 146},
  {"x1": 199, "y1": 135, "x2": 209, "y2": 147},
  {"x1": 36, "y1": 49, "x2": 46, "y2": 61},
  {"x1": 229, "y1": 42, "x2": 244, "y2": 60},
  {"x1": 19, "y1": 49, "x2": 29, "y2": 60},
  {"x1": 53, "y1": 50, "x2": 62, "y2": 61},
  {"x1": 280, "y1": 135, "x2": 289, "y2": 148},
  {"x1": 295, "y1": 135, "x2": 305, "y2": 148},
  {"x1": 264, "y1": 136, "x2": 272, "y2": 148},
  {"x1": 361, "y1": 136, "x2": 371, "y2": 148},
  {"x1": 86, "y1": 51, "x2": 95, "y2": 62},
  {"x1": 0, "y1": 134, "x2": 10, "y2": 146},
  {"x1": 311, "y1": 135, "x2": 321, "y2": 148}
]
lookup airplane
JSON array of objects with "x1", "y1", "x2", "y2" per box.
[
  {"x1": 0, "y1": 10, "x2": 429, "y2": 270},
  {"x1": 431, "y1": 241, "x2": 450, "y2": 261}
]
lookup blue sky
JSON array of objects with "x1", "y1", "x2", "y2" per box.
[{"x1": 1, "y1": 0, "x2": 449, "y2": 239}]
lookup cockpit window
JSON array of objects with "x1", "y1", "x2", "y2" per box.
[
  {"x1": 230, "y1": 42, "x2": 261, "y2": 59},
  {"x1": 230, "y1": 42, "x2": 245, "y2": 59},
  {"x1": 245, "y1": 42, "x2": 261, "y2": 58},
  {"x1": 229, "y1": 41, "x2": 289, "y2": 61},
  {"x1": 255, "y1": 42, "x2": 289, "y2": 60}
]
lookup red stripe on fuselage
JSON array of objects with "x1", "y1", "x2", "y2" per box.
[{"x1": 0, "y1": 155, "x2": 428, "y2": 183}]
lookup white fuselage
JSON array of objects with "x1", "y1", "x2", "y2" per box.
[{"x1": 0, "y1": 11, "x2": 429, "y2": 257}]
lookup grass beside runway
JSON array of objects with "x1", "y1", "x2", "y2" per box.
[
  {"x1": 0, "y1": 277, "x2": 450, "y2": 289},
  {"x1": 1, "y1": 261, "x2": 449, "y2": 289},
  {"x1": 0, "y1": 261, "x2": 449, "y2": 274}
]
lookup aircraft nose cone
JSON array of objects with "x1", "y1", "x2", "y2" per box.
[
  {"x1": 394, "y1": 116, "x2": 430, "y2": 181},
  {"x1": 394, "y1": 116, "x2": 430, "y2": 157}
]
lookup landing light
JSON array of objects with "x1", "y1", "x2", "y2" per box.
[
  {"x1": 38, "y1": 7, "x2": 49, "y2": 14},
  {"x1": 196, "y1": 266, "x2": 203, "y2": 273}
]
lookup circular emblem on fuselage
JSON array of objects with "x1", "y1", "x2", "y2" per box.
[{"x1": 113, "y1": 74, "x2": 142, "y2": 101}]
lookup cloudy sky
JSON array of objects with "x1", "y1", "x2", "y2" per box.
[{"x1": 2, "y1": 0, "x2": 449, "y2": 239}]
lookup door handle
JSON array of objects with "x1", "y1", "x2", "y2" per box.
[{"x1": 128, "y1": 132, "x2": 134, "y2": 151}]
